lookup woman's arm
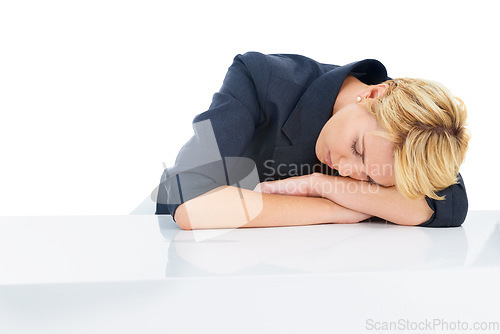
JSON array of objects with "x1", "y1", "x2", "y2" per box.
[
  {"x1": 258, "y1": 173, "x2": 434, "y2": 226},
  {"x1": 319, "y1": 175, "x2": 434, "y2": 226},
  {"x1": 156, "y1": 53, "x2": 267, "y2": 217},
  {"x1": 174, "y1": 185, "x2": 371, "y2": 230}
]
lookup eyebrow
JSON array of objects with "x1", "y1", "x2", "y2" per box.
[{"x1": 361, "y1": 134, "x2": 384, "y2": 187}]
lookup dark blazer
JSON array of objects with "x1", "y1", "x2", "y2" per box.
[{"x1": 156, "y1": 52, "x2": 468, "y2": 228}]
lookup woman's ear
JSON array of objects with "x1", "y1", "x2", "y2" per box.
[{"x1": 362, "y1": 84, "x2": 389, "y2": 100}]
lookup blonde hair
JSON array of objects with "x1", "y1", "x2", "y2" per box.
[{"x1": 366, "y1": 78, "x2": 470, "y2": 200}]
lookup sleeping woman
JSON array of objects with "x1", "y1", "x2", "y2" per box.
[{"x1": 155, "y1": 52, "x2": 470, "y2": 230}]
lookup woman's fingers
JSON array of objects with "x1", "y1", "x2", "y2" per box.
[
  {"x1": 254, "y1": 178, "x2": 310, "y2": 196},
  {"x1": 253, "y1": 183, "x2": 272, "y2": 193}
]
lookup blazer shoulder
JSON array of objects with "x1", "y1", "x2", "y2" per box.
[
  {"x1": 234, "y1": 51, "x2": 271, "y2": 71},
  {"x1": 236, "y1": 51, "x2": 330, "y2": 85}
]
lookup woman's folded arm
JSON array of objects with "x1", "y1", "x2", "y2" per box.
[
  {"x1": 174, "y1": 185, "x2": 371, "y2": 230},
  {"x1": 318, "y1": 175, "x2": 434, "y2": 226},
  {"x1": 257, "y1": 173, "x2": 434, "y2": 227}
]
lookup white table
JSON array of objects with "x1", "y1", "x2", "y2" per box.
[{"x1": 1, "y1": 211, "x2": 499, "y2": 333}]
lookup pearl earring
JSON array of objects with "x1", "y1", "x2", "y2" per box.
[{"x1": 356, "y1": 96, "x2": 362, "y2": 102}]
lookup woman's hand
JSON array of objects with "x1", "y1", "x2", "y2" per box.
[
  {"x1": 253, "y1": 173, "x2": 372, "y2": 223},
  {"x1": 253, "y1": 173, "x2": 325, "y2": 197}
]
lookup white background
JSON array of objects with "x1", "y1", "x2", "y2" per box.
[{"x1": 0, "y1": 0, "x2": 498, "y2": 215}]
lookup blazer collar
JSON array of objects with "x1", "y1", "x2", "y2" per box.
[{"x1": 281, "y1": 59, "x2": 388, "y2": 145}]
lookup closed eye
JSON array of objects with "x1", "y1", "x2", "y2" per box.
[
  {"x1": 352, "y1": 140, "x2": 378, "y2": 185},
  {"x1": 351, "y1": 140, "x2": 361, "y2": 157}
]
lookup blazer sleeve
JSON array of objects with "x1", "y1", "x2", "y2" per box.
[
  {"x1": 418, "y1": 173, "x2": 468, "y2": 228},
  {"x1": 155, "y1": 53, "x2": 269, "y2": 221}
]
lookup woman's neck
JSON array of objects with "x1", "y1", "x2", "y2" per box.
[{"x1": 332, "y1": 75, "x2": 370, "y2": 116}]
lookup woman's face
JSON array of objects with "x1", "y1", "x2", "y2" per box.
[{"x1": 316, "y1": 103, "x2": 396, "y2": 187}]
